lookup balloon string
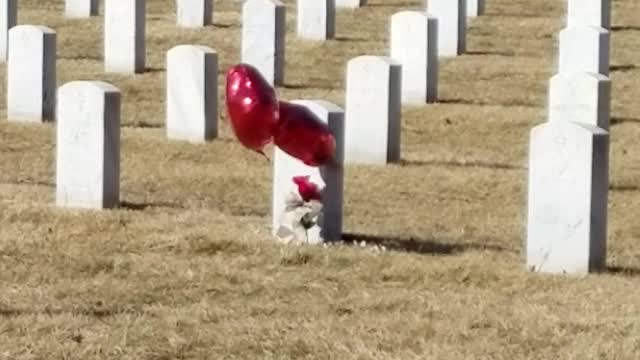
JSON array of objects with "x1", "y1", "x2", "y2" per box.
[{"x1": 255, "y1": 149, "x2": 271, "y2": 163}]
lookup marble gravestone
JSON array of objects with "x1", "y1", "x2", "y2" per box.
[
  {"x1": 428, "y1": 0, "x2": 466, "y2": 57},
  {"x1": 345, "y1": 55, "x2": 402, "y2": 165},
  {"x1": 467, "y1": 0, "x2": 485, "y2": 17},
  {"x1": 241, "y1": 0, "x2": 285, "y2": 86},
  {"x1": 567, "y1": 0, "x2": 610, "y2": 30},
  {"x1": 549, "y1": 72, "x2": 611, "y2": 130},
  {"x1": 56, "y1": 81, "x2": 122, "y2": 209},
  {"x1": 297, "y1": 0, "x2": 335, "y2": 41},
  {"x1": 7, "y1": 25, "x2": 56, "y2": 123},
  {"x1": 527, "y1": 120, "x2": 609, "y2": 274},
  {"x1": 273, "y1": 100, "x2": 344, "y2": 244},
  {"x1": 65, "y1": 0, "x2": 99, "y2": 18},
  {"x1": 558, "y1": 25, "x2": 610, "y2": 76},
  {"x1": 104, "y1": 0, "x2": 146, "y2": 74},
  {"x1": 166, "y1": 45, "x2": 218, "y2": 143},
  {"x1": 391, "y1": 11, "x2": 438, "y2": 104},
  {"x1": 0, "y1": 0, "x2": 17, "y2": 62},
  {"x1": 176, "y1": 0, "x2": 212, "y2": 28},
  {"x1": 336, "y1": 0, "x2": 366, "y2": 9}
]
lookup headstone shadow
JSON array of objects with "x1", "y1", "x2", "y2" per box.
[{"x1": 342, "y1": 232, "x2": 509, "y2": 256}]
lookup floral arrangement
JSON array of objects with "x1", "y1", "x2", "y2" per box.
[{"x1": 275, "y1": 176, "x2": 324, "y2": 244}]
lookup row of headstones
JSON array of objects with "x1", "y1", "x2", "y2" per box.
[
  {"x1": 526, "y1": 0, "x2": 611, "y2": 274},
  {"x1": 3, "y1": 0, "x2": 485, "y2": 245},
  {"x1": 247, "y1": 0, "x2": 481, "y2": 88},
  {"x1": 52, "y1": 79, "x2": 343, "y2": 244}
]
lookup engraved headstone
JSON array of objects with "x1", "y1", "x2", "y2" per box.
[
  {"x1": 273, "y1": 100, "x2": 344, "y2": 244},
  {"x1": 345, "y1": 56, "x2": 402, "y2": 165},
  {"x1": 104, "y1": 0, "x2": 146, "y2": 73},
  {"x1": 527, "y1": 120, "x2": 609, "y2": 274},
  {"x1": 241, "y1": 0, "x2": 285, "y2": 86},
  {"x1": 391, "y1": 11, "x2": 438, "y2": 104},
  {"x1": 428, "y1": 0, "x2": 466, "y2": 57},
  {"x1": 56, "y1": 81, "x2": 122, "y2": 209},
  {"x1": 7, "y1": 25, "x2": 56, "y2": 123},
  {"x1": 0, "y1": 0, "x2": 17, "y2": 62},
  {"x1": 166, "y1": 45, "x2": 218, "y2": 142}
]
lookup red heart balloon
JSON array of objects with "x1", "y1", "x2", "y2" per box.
[
  {"x1": 274, "y1": 101, "x2": 336, "y2": 167},
  {"x1": 225, "y1": 63, "x2": 279, "y2": 152}
]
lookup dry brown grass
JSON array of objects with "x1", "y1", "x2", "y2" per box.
[{"x1": 1, "y1": 0, "x2": 640, "y2": 358}]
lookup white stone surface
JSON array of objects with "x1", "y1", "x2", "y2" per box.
[
  {"x1": 104, "y1": 0, "x2": 145, "y2": 74},
  {"x1": 166, "y1": 45, "x2": 218, "y2": 143},
  {"x1": 65, "y1": 0, "x2": 99, "y2": 18},
  {"x1": 272, "y1": 100, "x2": 344, "y2": 244},
  {"x1": 527, "y1": 120, "x2": 609, "y2": 274},
  {"x1": 7, "y1": 25, "x2": 56, "y2": 123},
  {"x1": 391, "y1": 11, "x2": 438, "y2": 104},
  {"x1": 568, "y1": 0, "x2": 610, "y2": 29},
  {"x1": 428, "y1": 0, "x2": 466, "y2": 57},
  {"x1": 241, "y1": 0, "x2": 285, "y2": 86},
  {"x1": 297, "y1": 0, "x2": 335, "y2": 41},
  {"x1": 56, "y1": 81, "x2": 121, "y2": 209},
  {"x1": 335, "y1": 0, "x2": 365, "y2": 8},
  {"x1": 549, "y1": 72, "x2": 611, "y2": 130},
  {"x1": 466, "y1": 0, "x2": 485, "y2": 17},
  {"x1": 558, "y1": 25, "x2": 609, "y2": 76},
  {"x1": 176, "y1": 0, "x2": 212, "y2": 28},
  {"x1": 345, "y1": 56, "x2": 402, "y2": 165},
  {"x1": 0, "y1": 0, "x2": 17, "y2": 62}
]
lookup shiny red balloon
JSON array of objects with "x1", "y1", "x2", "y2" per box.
[
  {"x1": 274, "y1": 101, "x2": 336, "y2": 167},
  {"x1": 225, "y1": 63, "x2": 279, "y2": 152}
]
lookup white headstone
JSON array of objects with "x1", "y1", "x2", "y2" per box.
[
  {"x1": 549, "y1": 72, "x2": 611, "y2": 130},
  {"x1": 527, "y1": 120, "x2": 609, "y2": 274},
  {"x1": 273, "y1": 100, "x2": 344, "y2": 244},
  {"x1": 467, "y1": 0, "x2": 485, "y2": 17},
  {"x1": 56, "y1": 81, "x2": 121, "y2": 209},
  {"x1": 104, "y1": 0, "x2": 145, "y2": 74},
  {"x1": 345, "y1": 56, "x2": 402, "y2": 165},
  {"x1": 166, "y1": 45, "x2": 218, "y2": 143},
  {"x1": 391, "y1": 11, "x2": 438, "y2": 104},
  {"x1": 241, "y1": 0, "x2": 285, "y2": 86},
  {"x1": 428, "y1": 0, "x2": 466, "y2": 57},
  {"x1": 65, "y1": 0, "x2": 99, "y2": 18},
  {"x1": 558, "y1": 25, "x2": 609, "y2": 76},
  {"x1": 297, "y1": 0, "x2": 335, "y2": 41},
  {"x1": 7, "y1": 25, "x2": 56, "y2": 123},
  {"x1": 568, "y1": 0, "x2": 610, "y2": 30},
  {"x1": 176, "y1": 0, "x2": 212, "y2": 28},
  {"x1": 335, "y1": 0, "x2": 365, "y2": 8},
  {"x1": 0, "y1": 0, "x2": 17, "y2": 62}
]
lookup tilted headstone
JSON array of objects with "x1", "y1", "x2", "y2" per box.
[
  {"x1": 567, "y1": 0, "x2": 610, "y2": 30},
  {"x1": 56, "y1": 81, "x2": 121, "y2": 209},
  {"x1": 104, "y1": 0, "x2": 145, "y2": 74},
  {"x1": 467, "y1": 0, "x2": 485, "y2": 17},
  {"x1": 527, "y1": 120, "x2": 609, "y2": 274},
  {"x1": 273, "y1": 100, "x2": 344, "y2": 244},
  {"x1": 7, "y1": 25, "x2": 56, "y2": 123},
  {"x1": 241, "y1": 0, "x2": 285, "y2": 86},
  {"x1": 176, "y1": 0, "x2": 212, "y2": 28},
  {"x1": 166, "y1": 45, "x2": 218, "y2": 143},
  {"x1": 0, "y1": 0, "x2": 17, "y2": 62},
  {"x1": 336, "y1": 0, "x2": 366, "y2": 8},
  {"x1": 428, "y1": 0, "x2": 466, "y2": 57},
  {"x1": 391, "y1": 11, "x2": 438, "y2": 104},
  {"x1": 549, "y1": 72, "x2": 611, "y2": 130},
  {"x1": 558, "y1": 25, "x2": 610, "y2": 76},
  {"x1": 345, "y1": 56, "x2": 402, "y2": 165},
  {"x1": 65, "y1": 0, "x2": 99, "y2": 18},
  {"x1": 297, "y1": 0, "x2": 335, "y2": 41}
]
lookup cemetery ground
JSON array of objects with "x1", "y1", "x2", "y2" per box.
[{"x1": 0, "y1": 0, "x2": 639, "y2": 358}]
